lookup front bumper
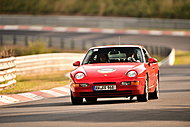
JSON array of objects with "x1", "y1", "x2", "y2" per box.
[{"x1": 71, "y1": 78, "x2": 145, "y2": 98}]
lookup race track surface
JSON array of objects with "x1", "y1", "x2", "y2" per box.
[
  {"x1": 0, "y1": 29, "x2": 190, "y2": 127},
  {"x1": 0, "y1": 65, "x2": 190, "y2": 127},
  {"x1": 1, "y1": 30, "x2": 190, "y2": 50}
]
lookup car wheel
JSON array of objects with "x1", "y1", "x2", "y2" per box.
[
  {"x1": 71, "y1": 91, "x2": 83, "y2": 105},
  {"x1": 85, "y1": 97, "x2": 97, "y2": 103},
  {"x1": 149, "y1": 78, "x2": 159, "y2": 99},
  {"x1": 137, "y1": 76, "x2": 149, "y2": 102}
]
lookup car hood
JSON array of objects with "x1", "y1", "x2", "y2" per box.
[{"x1": 79, "y1": 63, "x2": 144, "y2": 78}]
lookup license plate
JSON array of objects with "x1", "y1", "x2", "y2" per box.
[{"x1": 94, "y1": 85, "x2": 116, "y2": 91}]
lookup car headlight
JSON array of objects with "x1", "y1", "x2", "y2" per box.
[
  {"x1": 127, "y1": 70, "x2": 137, "y2": 77},
  {"x1": 75, "y1": 73, "x2": 85, "y2": 79}
]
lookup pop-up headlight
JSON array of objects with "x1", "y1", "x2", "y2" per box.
[
  {"x1": 127, "y1": 70, "x2": 137, "y2": 77},
  {"x1": 75, "y1": 73, "x2": 85, "y2": 79}
]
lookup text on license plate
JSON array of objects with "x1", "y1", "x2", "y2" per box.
[{"x1": 94, "y1": 85, "x2": 116, "y2": 91}]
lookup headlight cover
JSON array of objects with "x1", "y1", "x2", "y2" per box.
[
  {"x1": 75, "y1": 72, "x2": 85, "y2": 79},
  {"x1": 127, "y1": 70, "x2": 137, "y2": 77}
]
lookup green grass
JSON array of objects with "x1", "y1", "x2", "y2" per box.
[
  {"x1": 0, "y1": 71, "x2": 71, "y2": 95},
  {"x1": 175, "y1": 50, "x2": 190, "y2": 65}
]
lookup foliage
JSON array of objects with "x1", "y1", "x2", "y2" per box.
[
  {"x1": 13, "y1": 41, "x2": 52, "y2": 56},
  {"x1": 0, "y1": 0, "x2": 190, "y2": 19},
  {"x1": 0, "y1": 48, "x2": 14, "y2": 58}
]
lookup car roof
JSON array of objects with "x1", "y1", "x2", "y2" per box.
[{"x1": 89, "y1": 45, "x2": 144, "y2": 50}]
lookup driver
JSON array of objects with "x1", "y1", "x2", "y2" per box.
[{"x1": 125, "y1": 51, "x2": 136, "y2": 62}]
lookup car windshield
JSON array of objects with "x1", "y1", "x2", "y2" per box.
[{"x1": 82, "y1": 47, "x2": 144, "y2": 64}]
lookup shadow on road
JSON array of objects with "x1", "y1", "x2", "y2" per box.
[
  {"x1": 0, "y1": 105, "x2": 189, "y2": 123},
  {"x1": 3, "y1": 99, "x2": 137, "y2": 108}
]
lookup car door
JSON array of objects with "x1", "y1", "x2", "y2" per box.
[{"x1": 143, "y1": 49, "x2": 155, "y2": 91}]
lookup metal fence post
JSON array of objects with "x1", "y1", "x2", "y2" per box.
[
  {"x1": 60, "y1": 38, "x2": 64, "y2": 49},
  {"x1": 0, "y1": 34, "x2": 3, "y2": 46},
  {"x1": 48, "y1": 36, "x2": 52, "y2": 48},
  {"x1": 155, "y1": 46, "x2": 158, "y2": 56},
  {"x1": 160, "y1": 47, "x2": 163, "y2": 57},
  {"x1": 71, "y1": 39, "x2": 75, "y2": 50},
  {"x1": 158, "y1": 46, "x2": 162, "y2": 56},
  {"x1": 13, "y1": 35, "x2": 16, "y2": 45},
  {"x1": 82, "y1": 40, "x2": 86, "y2": 51},
  {"x1": 25, "y1": 35, "x2": 28, "y2": 46}
]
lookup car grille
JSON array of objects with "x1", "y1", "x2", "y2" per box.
[{"x1": 79, "y1": 90, "x2": 132, "y2": 97}]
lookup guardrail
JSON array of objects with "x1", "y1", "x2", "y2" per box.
[
  {"x1": 0, "y1": 57, "x2": 16, "y2": 90},
  {"x1": 15, "y1": 53, "x2": 85, "y2": 75},
  {"x1": 0, "y1": 15, "x2": 190, "y2": 29}
]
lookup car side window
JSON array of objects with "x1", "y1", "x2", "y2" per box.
[{"x1": 143, "y1": 49, "x2": 150, "y2": 63}]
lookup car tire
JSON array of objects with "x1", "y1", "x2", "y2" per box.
[
  {"x1": 85, "y1": 97, "x2": 97, "y2": 103},
  {"x1": 137, "y1": 76, "x2": 149, "y2": 102},
  {"x1": 71, "y1": 91, "x2": 83, "y2": 105},
  {"x1": 149, "y1": 78, "x2": 159, "y2": 99}
]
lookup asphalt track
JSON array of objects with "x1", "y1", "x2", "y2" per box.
[
  {"x1": 0, "y1": 30, "x2": 190, "y2": 127},
  {"x1": 0, "y1": 65, "x2": 190, "y2": 127},
  {"x1": 1, "y1": 30, "x2": 190, "y2": 50}
]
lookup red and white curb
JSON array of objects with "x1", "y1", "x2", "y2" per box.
[
  {"x1": 0, "y1": 85, "x2": 70, "y2": 106},
  {"x1": 0, "y1": 25, "x2": 190, "y2": 37}
]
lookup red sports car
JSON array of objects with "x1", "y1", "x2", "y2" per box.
[{"x1": 70, "y1": 45, "x2": 159, "y2": 104}]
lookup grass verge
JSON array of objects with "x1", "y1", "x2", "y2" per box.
[
  {"x1": 175, "y1": 50, "x2": 190, "y2": 65},
  {"x1": 0, "y1": 71, "x2": 71, "y2": 95}
]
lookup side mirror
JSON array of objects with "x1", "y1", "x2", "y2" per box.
[
  {"x1": 148, "y1": 58, "x2": 158, "y2": 64},
  {"x1": 73, "y1": 61, "x2": 80, "y2": 66}
]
